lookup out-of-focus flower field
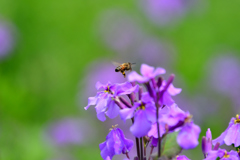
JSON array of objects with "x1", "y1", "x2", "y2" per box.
[{"x1": 0, "y1": 0, "x2": 240, "y2": 159}]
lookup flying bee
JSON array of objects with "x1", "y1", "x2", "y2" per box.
[{"x1": 112, "y1": 62, "x2": 136, "y2": 78}]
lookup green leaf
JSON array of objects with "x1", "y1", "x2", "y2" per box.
[{"x1": 161, "y1": 132, "x2": 182, "y2": 158}]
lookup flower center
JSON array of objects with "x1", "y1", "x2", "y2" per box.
[
  {"x1": 223, "y1": 151, "x2": 230, "y2": 158},
  {"x1": 104, "y1": 86, "x2": 111, "y2": 94},
  {"x1": 234, "y1": 114, "x2": 240, "y2": 124},
  {"x1": 139, "y1": 103, "x2": 146, "y2": 110},
  {"x1": 109, "y1": 124, "x2": 118, "y2": 131},
  {"x1": 184, "y1": 115, "x2": 193, "y2": 123}
]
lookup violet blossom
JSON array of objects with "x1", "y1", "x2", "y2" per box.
[
  {"x1": 212, "y1": 114, "x2": 240, "y2": 147},
  {"x1": 203, "y1": 149, "x2": 239, "y2": 160},
  {"x1": 99, "y1": 126, "x2": 134, "y2": 160},
  {"x1": 202, "y1": 128, "x2": 212, "y2": 158},
  {"x1": 85, "y1": 81, "x2": 138, "y2": 121},
  {"x1": 128, "y1": 64, "x2": 166, "y2": 83},
  {"x1": 160, "y1": 104, "x2": 201, "y2": 149},
  {"x1": 119, "y1": 92, "x2": 156, "y2": 137}
]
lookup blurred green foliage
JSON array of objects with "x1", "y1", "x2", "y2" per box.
[{"x1": 0, "y1": 0, "x2": 240, "y2": 159}]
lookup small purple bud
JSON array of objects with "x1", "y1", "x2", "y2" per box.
[
  {"x1": 138, "y1": 86, "x2": 143, "y2": 100},
  {"x1": 145, "y1": 82, "x2": 155, "y2": 98},
  {"x1": 151, "y1": 78, "x2": 157, "y2": 88},
  {"x1": 206, "y1": 128, "x2": 212, "y2": 140},
  {"x1": 202, "y1": 136, "x2": 207, "y2": 157},
  {"x1": 163, "y1": 74, "x2": 175, "y2": 92},
  {"x1": 157, "y1": 77, "x2": 163, "y2": 88},
  {"x1": 213, "y1": 142, "x2": 220, "y2": 150},
  {"x1": 134, "y1": 157, "x2": 139, "y2": 160}
]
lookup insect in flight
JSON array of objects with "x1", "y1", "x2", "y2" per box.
[{"x1": 112, "y1": 62, "x2": 136, "y2": 78}]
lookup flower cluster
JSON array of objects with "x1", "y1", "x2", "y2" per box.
[
  {"x1": 86, "y1": 63, "x2": 238, "y2": 160},
  {"x1": 201, "y1": 114, "x2": 240, "y2": 160}
]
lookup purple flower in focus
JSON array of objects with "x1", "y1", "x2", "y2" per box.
[
  {"x1": 176, "y1": 155, "x2": 191, "y2": 160},
  {"x1": 128, "y1": 64, "x2": 166, "y2": 83},
  {"x1": 202, "y1": 128, "x2": 212, "y2": 157},
  {"x1": 160, "y1": 104, "x2": 201, "y2": 149},
  {"x1": 99, "y1": 126, "x2": 134, "y2": 160},
  {"x1": 85, "y1": 81, "x2": 138, "y2": 121},
  {"x1": 203, "y1": 149, "x2": 239, "y2": 160},
  {"x1": 119, "y1": 92, "x2": 156, "y2": 137},
  {"x1": 212, "y1": 114, "x2": 240, "y2": 147},
  {"x1": 0, "y1": 22, "x2": 15, "y2": 59}
]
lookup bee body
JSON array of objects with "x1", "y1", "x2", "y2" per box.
[{"x1": 114, "y1": 62, "x2": 135, "y2": 78}]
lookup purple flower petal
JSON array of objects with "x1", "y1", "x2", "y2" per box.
[
  {"x1": 84, "y1": 96, "x2": 98, "y2": 110},
  {"x1": 130, "y1": 110, "x2": 152, "y2": 137},
  {"x1": 168, "y1": 84, "x2": 182, "y2": 96},
  {"x1": 106, "y1": 100, "x2": 120, "y2": 119},
  {"x1": 128, "y1": 71, "x2": 149, "y2": 83},
  {"x1": 145, "y1": 104, "x2": 156, "y2": 123},
  {"x1": 140, "y1": 64, "x2": 155, "y2": 77},
  {"x1": 224, "y1": 123, "x2": 240, "y2": 147},
  {"x1": 119, "y1": 105, "x2": 138, "y2": 122},
  {"x1": 176, "y1": 155, "x2": 190, "y2": 160},
  {"x1": 152, "y1": 67, "x2": 166, "y2": 77},
  {"x1": 177, "y1": 122, "x2": 201, "y2": 149}
]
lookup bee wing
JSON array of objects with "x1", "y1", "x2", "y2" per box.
[
  {"x1": 131, "y1": 63, "x2": 136, "y2": 67},
  {"x1": 112, "y1": 61, "x2": 122, "y2": 67}
]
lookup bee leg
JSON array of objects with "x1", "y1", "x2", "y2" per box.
[{"x1": 121, "y1": 71, "x2": 126, "y2": 78}]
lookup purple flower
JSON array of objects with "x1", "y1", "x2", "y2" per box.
[
  {"x1": 177, "y1": 121, "x2": 201, "y2": 150},
  {"x1": 139, "y1": 0, "x2": 190, "y2": 26},
  {"x1": 47, "y1": 118, "x2": 92, "y2": 146},
  {"x1": 202, "y1": 128, "x2": 212, "y2": 157},
  {"x1": 0, "y1": 22, "x2": 15, "y2": 59},
  {"x1": 203, "y1": 149, "x2": 239, "y2": 160},
  {"x1": 85, "y1": 81, "x2": 138, "y2": 121},
  {"x1": 160, "y1": 104, "x2": 201, "y2": 149},
  {"x1": 148, "y1": 122, "x2": 166, "y2": 138},
  {"x1": 128, "y1": 64, "x2": 166, "y2": 83},
  {"x1": 212, "y1": 114, "x2": 240, "y2": 147},
  {"x1": 99, "y1": 127, "x2": 134, "y2": 160},
  {"x1": 176, "y1": 155, "x2": 191, "y2": 160},
  {"x1": 119, "y1": 92, "x2": 156, "y2": 137}
]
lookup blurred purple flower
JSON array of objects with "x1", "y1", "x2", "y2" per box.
[
  {"x1": 47, "y1": 118, "x2": 93, "y2": 146},
  {"x1": 85, "y1": 81, "x2": 139, "y2": 121},
  {"x1": 208, "y1": 54, "x2": 240, "y2": 97},
  {"x1": 139, "y1": 0, "x2": 191, "y2": 26},
  {"x1": 203, "y1": 149, "x2": 239, "y2": 160},
  {"x1": 135, "y1": 37, "x2": 174, "y2": 67},
  {"x1": 0, "y1": 22, "x2": 15, "y2": 59},
  {"x1": 212, "y1": 114, "x2": 240, "y2": 147},
  {"x1": 99, "y1": 127, "x2": 133, "y2": 160},
  {"x1": 98, "y1": 10, "x2": 144, "y2": 53}
]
